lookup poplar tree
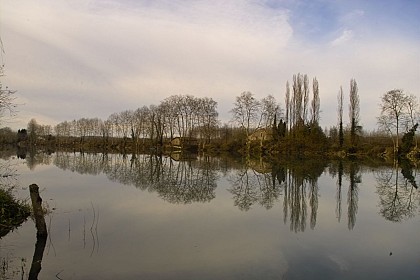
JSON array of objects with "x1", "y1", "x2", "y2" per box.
[
  {"x1": 349, "y1": 79, "x2": 360, "y2": 147},
  {"x1": 285, "y1": 81, "x2": 290, "y2": 133},
  {"x1": 338, "y1": 86, "x2": 344, "y2": 148},
  {"x1": 311, "y1": 77, "x2": 320, "y2": 125}
]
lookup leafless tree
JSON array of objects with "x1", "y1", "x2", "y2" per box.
[
  {"x1": 338, "y1": 86, "x2": 344, "y2": 147},
  {"x1": 349, "y1": 79, "x2": 360, "y2": 146},
  {"x1": 292, "y1": 74, "x2": 304, "y2": 127},
  {"x1": 0, "y1": 65, "x2": 17, "y2": 123},
  {"x1": 196, "y1": 97, "x2": 218, "y2": 147},
  {"x1": 259, "y1": 95, "x2": 280, "y2": 128},
  {"x1": 285, "y1": 81, "x2": 291, "y2": 133},
  {"x1": 230, "y1": 91, "x2": 261, "y2": 138},
  {"x1": 378, "y1": 89, "x2": 411, "y2": 154},
  {"x1": 27, "y1": 118, "x2": 40, "y2": 143},
  {"x1": 303, "y1": 74, "x2": 310, "y2": 124},
  {"x1": 310, "y1": 77, "x2": 320, "y2": 125}
]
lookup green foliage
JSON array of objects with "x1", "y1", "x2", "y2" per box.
[
  {"x1": 267, "y1": 122, "x2": 328, "y2": 157},
  {"x1": 0, "y1": 188, "x2": 30, "y2": 237},
  {"x1": 276, "y1": 119, "x2": 287, "y2": 138},
  {"x1": 0, "y1": 127, "x2": 17, "y2": 145},
  {"x1": 400, "y1": 123, "x2": 418, "y2": 156},
  {"x1": 339, "y1": 122, "x2": 344, "y2": 147}
]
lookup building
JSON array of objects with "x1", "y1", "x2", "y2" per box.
[
  {"x1": 170, "y1": 137, "x2": 199, "y2": 151},
  {"x1": 248, "y1": 128, "x2": 274, "y2": 142}
]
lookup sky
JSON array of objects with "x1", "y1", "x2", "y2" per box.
[{"x1": 1, "y1": 0, "x2": 419, "y2": 131}]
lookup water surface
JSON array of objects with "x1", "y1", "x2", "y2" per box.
[{"x1": 1, "y1": 153, "x2": 419, "y2": 279}]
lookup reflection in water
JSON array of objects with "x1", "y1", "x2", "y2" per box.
[
  {"x1": 336, "y1": 161, "x2": 344, "y2": 222},
  {"x1": 228, "y1": 165, "x2": 282, "y2": 211},
  {"x1": 282, "y1": 160, "x2": 323, "y2": 232},
  {"x1": 28, "y1": 235, "x2": 47, "y2": 280},
  {"x1": 54, "y1": 152, "x2": 219, "y2": 204},
  {"x1": 329, "y1": 160, "x2": 361, "y2": 230},
  {"x1": 347, "y1": 162, "x2": 360, "y2": 230},
  {"x1": 2, "y1": 152, "x2": 419, "y2": 279},
  {"x1": 22, "y1": 152, "x2": 420, "y2": 231},
  {"x1": 228, "y1": 158, "x2": 324, "y2": 232},
  {"x1": 376, "y1": 161, "x2": 419, "y2": 222}
]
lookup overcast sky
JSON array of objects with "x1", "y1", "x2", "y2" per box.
[{"x1": 1, "y1": 0, "x2": 419, "y2": 131}]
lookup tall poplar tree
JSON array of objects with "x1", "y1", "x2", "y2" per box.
[
  {"x1": 285, "y1": 81, "x2": 290, "y2": 133},
  {"x1": 338, "y1": 86, "x2": 344, "y2": 148},
  {"x1": 311, "y1": 77, "x2": 320, "y2": 125},
  {"x1": 349, "y1": 79, "x2": 360, "y2": 147}
]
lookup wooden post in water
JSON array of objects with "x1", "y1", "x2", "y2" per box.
[
  {"x1": 29, "y1": 184, "x2": 47, "y2": 237},
  {"x1": 29, "y1": 184, "x2": 48, "y2": 280}
]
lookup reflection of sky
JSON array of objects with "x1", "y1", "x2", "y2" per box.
[{"x1": 1, "y1": 158, "x2": 419, "y2": 279}]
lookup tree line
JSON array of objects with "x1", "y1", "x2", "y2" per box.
[
  {"x1": 22, "y1": 95, "x2": 218, "y2": 152},
  {"x1": 1, "y1": 73, "x2": 418, "y2": 159}
]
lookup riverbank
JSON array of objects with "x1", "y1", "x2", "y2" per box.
[{"x1": 0, "y1": 187, "x2": 31, "y2": 238}]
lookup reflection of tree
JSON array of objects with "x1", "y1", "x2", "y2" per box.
[
  {"x1": 228, "y1": 158, "x2": 324, "y2": 232},
  {"x1": 347, "y1": 162, "x2": 360, "y2": 230},
  {"x1": 376, "y1": 161, "x2": 419, "y2": 222},
  {"x1": 400, "y1": 160, "x2": 418, "y2": 190},
  {"x1": 285, "y1": 175, "x2": 308, "y2": 232},
  {"x1": 152, "y1": 156, "x2": 218, "y2": 204},
  {"x1": 336, "y1": 161, "x2": 344, "y2": 222},
  {"x1": 228, "y1": 161, "x2": 282, "y2": 211},
  {"x1": 26, "y1": 150, "x2": 53, "y2": 170},
  {"x1": 54, "y1": 152, "x2": 219, "y2": 204},
  {"x1": 54, "y1": 152, "x2": 106, "y2": 175},
  {"x1": 329, "y1": 160, "x2": 360, "y2": 229},
  {"x1": 309, "y1": 179, "x2": 319, "y2": 230},
  {"x1": 282, "y1": 160, "x2": 323, "y2": 232}
]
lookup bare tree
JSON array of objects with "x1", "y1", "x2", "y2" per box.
[
  {"x1": 259, "y1": 95, "x2": 279, "y2": 128},
  {"x1": 55, "y1": 121, "x2": 71, "y2": 140},
  {"x1": 378, "y1": 89, "x2": 411, "y2": 154},
  {"x1": 292, "y1": 74, "x2": 304, "y2": 127},
  {"x1": 338, "y1": 86, "x2": 344, "y2": 148},
  {"x1": 27, "y1": 118, "x2": 40, "y2": 143},
  {"x1": 0, "y1": 65, "x2": 17, "y2": 123},
  {"x1": 230, "y1": 91, "x2": 261, "y2": 138},
  {"x1": 196, "y1": 97, "x2": 218, "y2": 147},
  {"x1": 310, "y1": 77, "x2": 320, "y2": 125},
  {"x1": 349, "y1": 79, "x2": 360, "y2": 147},
  {"x1": 303, "y1": 74, "x2": 310, "y2": 124},
  {"x1": 133, "y1": 106, "x2": 151, "y2": 145},
  {"x1": 107, "y1": 113, "x2": 119, "y2": 139},
  {"x1": 118, "y1": 110, "x2": 132, "y2": 141},
  {"x1": 285, "y1": 81, "x2": 290, "y2": 133}
]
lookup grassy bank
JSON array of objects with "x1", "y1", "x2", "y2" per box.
[{"x1": 0, "y1": 187, "x2": 31, "y2": 238}]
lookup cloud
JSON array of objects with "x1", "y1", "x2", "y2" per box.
[
  {"x1": 1, "y1": 0, "x2": 419, "y2": 132},
  {"x1": 330, "y1": 29, "x2": 354, "y2": 46}
]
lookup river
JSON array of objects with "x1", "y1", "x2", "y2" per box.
[{"x1": 0, "y1": 152, "x2": 419, "y2": 279}]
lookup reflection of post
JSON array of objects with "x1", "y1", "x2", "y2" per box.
[
  {"x1": 29, "y1": 184, "x2": 48, "y2": 280},
  {"x1": 28, "y1": 234, "x2": 47, "y2": 280}
]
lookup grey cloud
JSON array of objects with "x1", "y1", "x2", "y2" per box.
[{"x1": 1, "y1": 0, "x2": 419, "y2": 132}]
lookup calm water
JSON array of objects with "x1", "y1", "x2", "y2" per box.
[{"x1": 0, "y1": 152, "x2": 419, "y2": 279}]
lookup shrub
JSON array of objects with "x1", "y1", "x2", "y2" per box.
[{"x1": 0, "y1": 188, "x2": 31, "y2": 237}]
